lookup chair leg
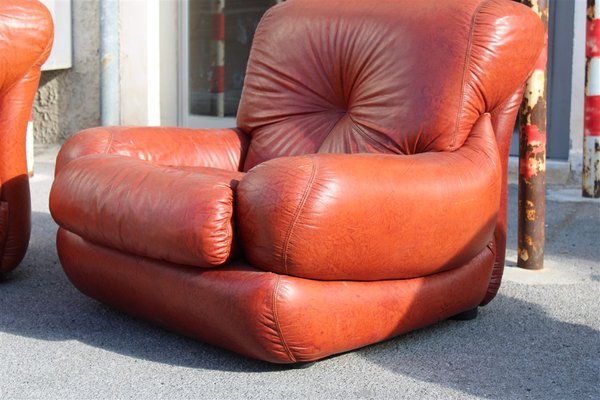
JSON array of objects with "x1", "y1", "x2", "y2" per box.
[
  {"x1": 287, "y1": 361, "x2": 316, "y2": 369},
  {"x1": 451, "y1": 307, "x2": 478, "y2": 321}
]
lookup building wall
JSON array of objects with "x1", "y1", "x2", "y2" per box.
[
  {"x1": 33, "y1": 1, "x2": 100, "y2": 144},
  {"x1": 119, "y1": 0, "x2": 178, "y2": 127},
  {"x1": 569, "y1": 0, "x2": 587, "y2": 179}
]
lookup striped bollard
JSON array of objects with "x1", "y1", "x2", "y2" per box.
[
  {"x1": 211, "y1": 0, "x2": 225, "y2": 117},
  {"x1": 584, "y1": 0, "x2": 600, "y2": 198},
  {"x1": 518, "y1": 0, "x2": 548, "y2": 270}
]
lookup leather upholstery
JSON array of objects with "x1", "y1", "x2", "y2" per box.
[
  {"x1": 238, "y1": 0, "x2": 542, "y2": 169},
  {"x1": 57, "y1": 228, "x2": 494, "y2": 364},
  {"x1": 51, "y1": 155, "x2": 243, "y2": 267},
  {"x1": 50, "y1": 0, "x2": 544, "y2": 362},
  {"x1": 0, "y1": 0, "x2": 53, "y2": 274},
  {"x1": 237, "y1": 114, "x2": 501, "y2": 280},
  {"x1": 55, "y1": 126, "x2": 249, "y2": 174}
]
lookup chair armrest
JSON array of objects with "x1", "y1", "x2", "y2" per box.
[
  {"x1": 237, "y1": 114, "x2": 501, "y2": 280},
  {"x1": 0, "y1": 0, "x2": 53, "y2": 92},
  {"x1": 0, "y1": 0, "x2": 53, "y2": 272},
  {"x1": 55, "y1": 126, "x2": 249, "y2": 175},
  {"x1": 50, "y1": 155, "x2": 243, "y2": 267}
]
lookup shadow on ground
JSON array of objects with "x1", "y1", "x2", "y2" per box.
[
  {"x1": 0, "y1": 211, "x2": 281, "y2": 373},
  {"x1": 1, "y1": 211, "x2": 598, "y2": 399},
  {"x1": 359, "y1": 296, "x2": 599, "y2": 399}
]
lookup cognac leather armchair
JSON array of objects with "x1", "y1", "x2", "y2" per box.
[
  {"x1": 0, "y1": 0, "x2": 53, "y2": 275},
  {"x1": 50, "y1": 0, "x2": 543, "y2": 363}
]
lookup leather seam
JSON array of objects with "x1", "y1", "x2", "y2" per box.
[
  {"x1": 271, "y1": 276, "x2": 296, "y2": 362},
  {"x1": 103, "y1": 130, "x2": 115, "y2": 154},
  {"x1": 281, "y1": 158, "x2": 318, "y2": 274},
  {"x1": 453, "y1": 0, "x2": 492, "y2": 151}
]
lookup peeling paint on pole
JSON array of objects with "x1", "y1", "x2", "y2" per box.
[
  {"x1": 584, "y1": 0, "x2": 600, "y2": 198},
  {"x1": 518, "y1": 0, "x2": 548, "y2": 270},
  {"x1": 211, "y1": 0, "x2": 226, "y2": 117}
]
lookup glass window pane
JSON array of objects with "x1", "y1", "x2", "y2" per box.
[{"x1": 188, "y1": 0, "x2": 281, "y2": 117}]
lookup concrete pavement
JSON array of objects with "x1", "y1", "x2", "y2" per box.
[{"x1": 0, "y1": 147, "x2": 598, "y2": 399}]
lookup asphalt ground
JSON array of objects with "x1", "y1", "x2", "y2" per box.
[{"x1": 1, "y1": 147, "x2": 598, "y2": 399}]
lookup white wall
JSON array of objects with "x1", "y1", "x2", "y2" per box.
[
  {"x1": 119, "y1": 0, "x2": 178, "y2": 127},
  {"x1": 39, "y1": 0, "x2": 72, "y2": 71},
  {"x1": 569, "y1": 0, "x2": 586, "y2": 177}
]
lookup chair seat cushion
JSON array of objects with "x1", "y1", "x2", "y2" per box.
[{"x1": 50, "y1": 155, "x2": 244, "y2": 268}]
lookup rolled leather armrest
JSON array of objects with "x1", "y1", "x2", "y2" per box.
[
  {"x1": 0, "y1": 0, "x2": 53, "y2": 272},
  {"x1": 237, "y1": 113, "x2": 501, "y2": 281},
  {"x1": 50, "y1": 155, "x2": 243, "y2": 268},
  {"x1": 55, "y1": 126, "x2": 249, "y2": 175}
]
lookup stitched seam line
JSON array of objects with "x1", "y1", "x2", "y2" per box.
[
  {"x1": 281, "y1": 158, "x2": 318, "y2": 274},
  {"x1": 452, "y1": 0, "x2": 492, "y2": 151},
  {"x1": 271, "y1": 276, "x2": 296, "y2": 362},
  {"x1": 103, "y1": 130, "x2": 115, "y2": 154}
]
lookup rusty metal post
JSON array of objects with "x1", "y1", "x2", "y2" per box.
[
  {"x1": 211, "y1": 0, "x2": 225, "y2": 117},
  {"x1": 584, "y1": 0, "x2": 600, "y2": 197},
  {"x1": 518, "y1": 0, "x2": 548, "y2": 270}
]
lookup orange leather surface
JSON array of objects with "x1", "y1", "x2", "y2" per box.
[
  {"x1": 0, "y1": 0, "x2": 53, "y2": 273},
  {"x1": 482, "y1": 86, "x2": 527, "y2": 305},
  {"x1": 58, "y1": 228, "x2": 494, "y2": 363},
  {"x1": 238, "y1": 114, "x2": 501, "y2": 280},
  {"x1": 238, "y1": 0, "x2": 543, "y2": 170},
  {"x1": 51, "y1": 155, "x2": 243, "y2": 267},
  {"x1": 49, "y1": 0, "x2": 545, "y2": 362},
  {"x1": 55, "y1": 126, "x2": 249, "y2": 175}
]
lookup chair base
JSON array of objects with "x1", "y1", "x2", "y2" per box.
[
  {"x1": 57, "y1": 228, "x2": 494, "y2": 363},
  {"x1": 450, "y1": 307, "x2": 478, "y2": 321},
  {"x1": 287, "y1": 361, "x2": 316, "y2": 369}
]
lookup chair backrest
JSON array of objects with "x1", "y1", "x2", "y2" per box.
[
  {"x1": 237, "y1": 0, "x2": 543, "y2": 171},
  {"x1": 237, "y1": 0, "x2": 544, "y2": 303},
  {"x1": 0, "y1": 0, "x2": 53, "y2": 273}
]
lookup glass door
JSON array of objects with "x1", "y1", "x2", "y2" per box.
[{"x1": 179, "y1": 0, "x2": 283, "y2": 128}]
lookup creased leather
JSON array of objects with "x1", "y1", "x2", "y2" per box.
[
  {"x1": 0, "y1": 0, "x2": 53, "y2": 273},
  {"x1": 50, "y1": 0, "x2": 545, "y2": 363},
  {"x1": 237, "y1": 114, "x2": 501, "y2": 281},
  {"x1": 58, "y1": 228, "x2": 493, "y2": 363},
  {"x1": 238, "y1": 0, "x2": 544, "y2": 170},
  {"x1": 481, "y1": 85, "x2": 528, "y2": 305},
  {"x1": 55, "y1": 126, "x2": 249, "y2": 175},
  {"x1": 51, "y1": 155, "x2": 243, "y2": 268}
]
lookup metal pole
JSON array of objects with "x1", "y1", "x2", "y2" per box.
[
  {"x1": 583, "y1": 0, "x2": 600, "y2": 198},
  {"x1": 100, "y1": 0, "x2": 120, "y2": 126},
  {"x1": 211, "y1": 0, "x2": 225, "y2": 117},
  {"x1": 518, "y1": 0, "x2": 548, "y2": 270}
]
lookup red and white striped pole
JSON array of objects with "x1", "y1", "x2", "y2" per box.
[
  {"x1": 211, "y1": 0, "x2": 225, "y2": 117},
  {"x1": 583, "y1": 0, "x2": 600, "y2": 198}
]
